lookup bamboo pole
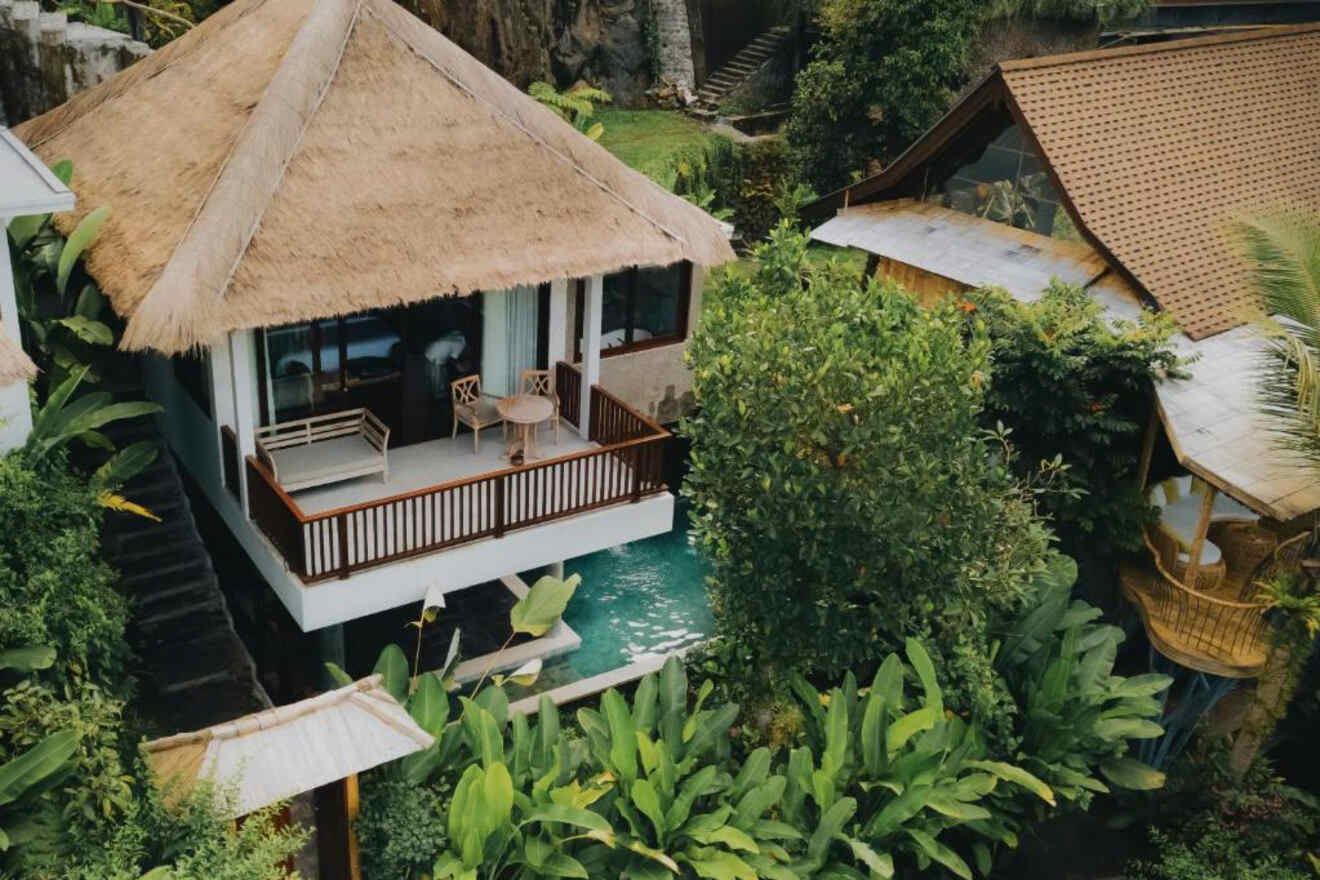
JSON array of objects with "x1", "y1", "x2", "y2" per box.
[
  {"x1": 1137, "y1": 404, "x2": 1159, "y2": 489},
  {"x1": 1185, "y1": 487, "x2": 1217, "y2": 588},
  {"x1": 346, "y1": 773, "x2": 361, "y2": 880}
]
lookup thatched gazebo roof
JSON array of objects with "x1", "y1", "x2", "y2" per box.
[
  {"x1": 15, "y1": 0, "x2": 735, "y2": 354},
  {"x1": 142, "y1": 675, "x2": 432, "y2": 818}
]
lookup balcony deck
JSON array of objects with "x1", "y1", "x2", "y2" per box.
[
  {"x1": 292, "y1": 428, "x2": 597, "y2": 515},
  {"x1": 245, "y1": 383, "x2": 670, "y2": 584}
]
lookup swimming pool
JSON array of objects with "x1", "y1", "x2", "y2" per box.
[{"x1": 512, "y1": 501, "x2": 713, "y2": 697}]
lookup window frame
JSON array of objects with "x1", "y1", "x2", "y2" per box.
[{"x1": 574, "y1": 261, "x2": 693, "y2": 361}]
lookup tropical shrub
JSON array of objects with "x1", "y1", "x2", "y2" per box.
[
  {"x1": 783, "y1": 640, "x2": 1057, "y2": 879},
  {"x1": 58, "y1": 782, "x2": 306, "y2": 880},
  {"x1": 0, "y1": 452, "x2": 130, "y2": 688},
  {"x1": 785, "y1": 0, "x2": 982, "y2": 192},
  {"x1": 963, "y1": 283, "x2": 1181, "y2": 562},
  {"x1": 1128, "y1": 753, "x2": 1320, "y2": 880},
  {"x1": 1243, "y1": 216, "x2": 1320, "y2": 469},
  {"x1": 0, "y1": 645, "x2": 78, "y2": 862},
  {"x1": 0, "y1": 675, "x2": 134, "y2": 859},
  {"x1": 529, "y1": 81, "x2": 612, "y2": 141},
  {"x1": 682, "y1": 224, "x2": 1052, "y2": 730},
  {"x1": 7, "y1": 169, "x2": 118, "y2": 398},
  {"x1": 996, "y1": 553, "x2": 1169, "y2": 807},
  {"x1": 356, "y1": 775, "x2": 451, "y2": 880},
  {"x1": 7, "y1": 162, "x2": 162, "y2": 476}
]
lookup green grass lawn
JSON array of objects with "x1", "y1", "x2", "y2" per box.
[{"x1": 594, "y1": 109, "x2": 727, "y2": 182}]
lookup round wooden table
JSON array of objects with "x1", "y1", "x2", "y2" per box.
[{"x1": 498, "y1": 394, "x2": 554, "y2": 462}]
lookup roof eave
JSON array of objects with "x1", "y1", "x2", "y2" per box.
[{"x1": 0, "y1": 128, "x2": 75, "y2": 217}]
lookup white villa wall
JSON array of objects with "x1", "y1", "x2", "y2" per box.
[
  {"x1": 566, "y1": 264, "x2": 705, "y2": 424},
  {"x1": 147, "y1": 320, "x2": 676, "y2": 634}
]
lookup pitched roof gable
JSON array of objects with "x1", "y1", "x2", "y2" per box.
[
  {"x1": 808, "y1": 24, "x2": 1320, "y2": 340},
  {"x1": 16, "y1": 0, "x2": 735, "y2": 354}
]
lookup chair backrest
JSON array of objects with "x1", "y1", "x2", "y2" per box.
[
  {"x1": 451, "y1": 374, "x2": 482, "y2": 406},
  {"x1": 520, "y1": 368, "x2": 554, "y2": 399}
]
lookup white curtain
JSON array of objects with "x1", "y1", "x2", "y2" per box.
[{"x1": 481, "y1": 286, "x2": 539, "y2": 397}]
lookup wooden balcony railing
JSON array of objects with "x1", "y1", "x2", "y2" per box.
[
  {"x1": 1119, "y1": 530, "x2": 1272, "y2": 679},
  {"x1": 556, "y1": 360, "x2": 582, "y2": 430},
  {"x1": 246, "y1": 384, "x2": 670, "y2": 583}
]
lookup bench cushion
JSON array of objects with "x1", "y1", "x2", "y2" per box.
[{"x1": 269, "y1": 435, "x2": 384, "y2": 491}]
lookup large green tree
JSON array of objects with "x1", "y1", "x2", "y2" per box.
[
  {"x1": 786, "y1": 0, "x2": 1150, "y2": 192},
  {"x1": 786, "y1": 0, "x2": 981, "y2": 193},
  {"x1": 682, "y1": 224, "x2": 1053, "y2": 730}
]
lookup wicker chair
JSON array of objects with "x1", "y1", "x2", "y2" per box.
[
  {"x1": 1244, "y1": 530, "x2": 1317, "y2": 598},
  {"x1": 1148, "y1": 523, "x2": 1227, "y2": 593},
  {"x1": 450, "y1": 375, "x2": 505, "y2": 453},
  {"x1": 1209, "y1": 520, "x2": 1280, "y2": 601},
  {"x1": 519, "y1": 368, "x2": 559, "y2": 445}
]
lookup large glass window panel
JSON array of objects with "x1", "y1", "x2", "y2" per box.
[
  {"x1": 601, "y1": 272, "x2": 633, "y2": 350},
  {"x1": 635, "y1": 263, "x2": 683, "y2": 339},
  {"x1": 265, "y1": 323, "x2": 317, "y2": 423}
]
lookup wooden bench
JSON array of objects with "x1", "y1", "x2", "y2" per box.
[{"x1": 255, "y1": 409, "x2": 389, "y2": 492}]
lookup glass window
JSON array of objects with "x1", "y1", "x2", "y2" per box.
[
  {"x1": 602, "y1": 272, "x2": 633, "y2": 350},
  {"x1": 577, "y1": 262, "x2": 691, "y2": 357},
  {"x1": 264, "y1": 323, "x2": 318, "y2": 423},
  {"x1": 925, "y1": 118, "x2": 1067, "y2": 237}
]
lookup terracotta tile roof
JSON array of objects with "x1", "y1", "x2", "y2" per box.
[{"x1": 1000, "y1": 25, "x2": 1320, "y2": 339}]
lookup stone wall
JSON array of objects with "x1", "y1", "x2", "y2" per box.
[
  {"x1": 652, "y1": 0, "x2": 695, "y2": 92},
  {"x1": 0, "y1": 1, "x2": 148, "y2": 126},
  {"x1": 409, "y1": 0, "x2": 671, "y2": 105}
]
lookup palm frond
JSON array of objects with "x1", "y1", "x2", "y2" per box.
[{"x1": 1242, "y1": 216, "x2": 1320, "y2": 468}]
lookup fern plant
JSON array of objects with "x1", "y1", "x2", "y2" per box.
[{"x1": 528, "y1": 82, "x2": 612, "y2": 141}]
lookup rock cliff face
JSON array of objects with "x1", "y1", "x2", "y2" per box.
[{"x1": 405, "y1": 0, "x2": 656, "y2": 104}]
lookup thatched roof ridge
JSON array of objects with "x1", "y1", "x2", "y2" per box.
[
  {"x1": 16, "y1": 0, "x2": 734, "y2": 354},
  {"x1": 0, "y1": 330, "x2": 36, "y2": 386},
  {"x1": 142, "y1": 675, "x2": 432, "y2": 818}
]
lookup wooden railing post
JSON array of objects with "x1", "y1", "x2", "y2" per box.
[
  {"x1": 337, "y1": 515, "x2": 350, "y2": 580},
  {"x1": 494, "y1": 473, "x2": 506, "y2": 538},
  {"x1": 631, "y1": 445, "x2": 644, "y2": 503}
]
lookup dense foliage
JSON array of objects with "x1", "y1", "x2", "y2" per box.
[
  {"x1": 786, "y1": 0, "x2": 1151, "y2": 191},
  {"x1": 0, "y1": 453, "x2": 303, "y2": 878},
  {"x1": 0, "y1": 453, "x2": 129, "y2": 688},
  {"x1": 1240, "y1": 216, "x2": 1320, "y2": 473},
  {"x1": 356, "y1": 627, "x2": 1168, "y2": 880},
  {"x1": 786, "y1": 0, "x2": 980, "y2": 192},
  {"x1": 1129, "y1": 751, "x2": 1320, "y2": 880},
  {"x1": 963, "y1": 283, "x2": 1181, "y2": 561},
  {"x1": 683, "y1": 225, "x2": 1052, "y2": 730}
]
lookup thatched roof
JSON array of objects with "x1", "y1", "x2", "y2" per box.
[
  {"x1": 142, "y1": 675, "x2": 432, "y2": 818},
  {"x1": 0, "y1": 329, "x2": 36, "y2": 386},
  {"x1": 15, "y1": 0, "x2": 735, "y2": 354}
]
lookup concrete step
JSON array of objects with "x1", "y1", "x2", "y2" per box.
[
  {"x1": 120, "y1": 554, "x2": 212, "y2": 589},
  {"x1": 133, "y1": 602, "x2": 232, "y2": 645},
  {"x1": 105, "y1": 524, "x2": 201, "y2": 564},
  {"x1": 134, "y1": 571, "x2": 221, "y2": 620}
]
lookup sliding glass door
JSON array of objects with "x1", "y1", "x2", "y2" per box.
[{"x1": 258, "y1": 294, "x2": 484, "y2": 446}]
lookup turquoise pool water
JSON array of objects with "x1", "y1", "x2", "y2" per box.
[{"x1": 515, "y1": 502, "x2": 712, "y2": 695}]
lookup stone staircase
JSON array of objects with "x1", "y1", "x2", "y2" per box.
[
  {"x1": 100, "y1": 415, "x2": 268, "y2": 733},
  {"x1": 692, "y1": 25, "x2": 791, "y2": 116}
]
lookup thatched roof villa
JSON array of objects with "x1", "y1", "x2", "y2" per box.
[
  {"x1": 15, "y1": 0, "x2": 733, "y2": 353},
  {"x1": 11, "y1": 0, "x2": 733, "y2": 668}
]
